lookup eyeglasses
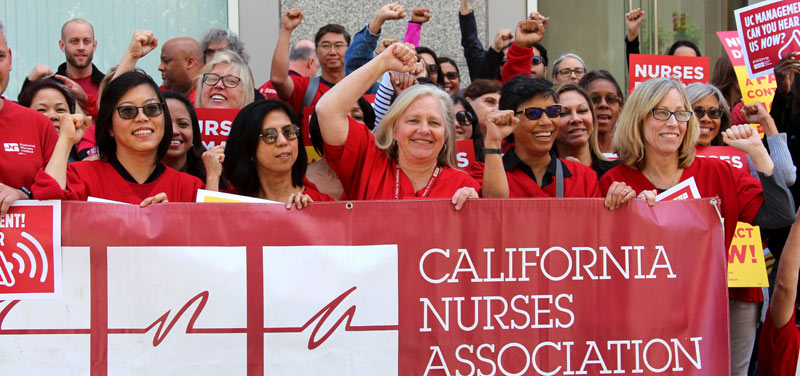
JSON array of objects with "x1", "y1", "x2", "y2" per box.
[
  {"x1": 203, "y1": 73, "x2": 242, "y2": 88},
  {"x1": 259, "y1": 124, "x2": 301, "y2": 145},
  {"x1": 427, "y1": 64, "x2": 438, "y2": 74},
  {"x1": 318, "y1": 42, "x2": 347, "y2": 51},
  {"x1": 556, "y1": 68, "x2": 586, "y2": 77},
  {"x1": 590, "y1": 95, "x2": 620, "y2": 106},
  {"x1": 693, "y1": 107, "x2": 723, "y2": 119},
  {"x1": 115, "y1": 103, "x2": 165, "y2": 120},
  {"x1": 532, "y1": 56, "x2": 544, "y2": 66},
  {"x1": 455, "y1": 110, "x2": 474, "y2": 126},
  {"x1": 515, "y1": 105, "x2": 562, "y2": 120},
  {"x1": 443, "y1": 72, "x2": 459, "y2": 81},
  {"x1": 651, "y1": 108, "x2": 693, "y2": 122}
]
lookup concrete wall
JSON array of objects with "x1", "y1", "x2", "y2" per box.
[{"x1": 238, "y1": 0, "x2": 280, "y2": 86}]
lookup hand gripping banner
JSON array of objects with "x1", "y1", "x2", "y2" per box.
[{"x1": 0, "y1": 199, "x2": 729, "y2": 375}]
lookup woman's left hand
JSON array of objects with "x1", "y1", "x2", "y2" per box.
[
  {"x1": 286, "y1": 192, "x2": 313, "y2": 210},
  {"x1": 604, "y1": 181, "x2": 635, "y2": 210},
  {"x1": 140, "y1": 192, "x2": 168, "y2": 207},
  {"x1": 451, "y1": 187, "x2": 479, "y2": 211}
]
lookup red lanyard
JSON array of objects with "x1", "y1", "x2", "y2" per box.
[{"x1": 394, "y1": 164, "x2": 442, "y2": 200}]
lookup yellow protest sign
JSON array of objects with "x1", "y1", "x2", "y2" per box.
[{"x1": 727, "y1": 222, "x2": 769, "y2": 287}]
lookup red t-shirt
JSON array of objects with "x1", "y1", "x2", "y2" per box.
[
  {"x1": 221, "y1": 177, "x2": 334, "y2": 202},
  {"x1": 324, "y1": 117, "x2": 480, "y2": 200},
  {"x1": 72, "y1": 75, "x2": 99, "y2": 100},
  {"x1": 257, "y1": 81, "x2": 281, "y2": 101},
  {"x1": 468, "y1": 152, "x2": 601, "y2": 198},
  {"x1": 0, "y1": 99, "x2": 58, "y2": 189},
  {"x1": 600, "y1": 157, "x2": 764, "y2": 302},
  {"x1": 32, "y1": 159, "x2": 203, "y2": 204},
  {"x1": 758, "y1": 308, "x2": 800, "y2": 376}
]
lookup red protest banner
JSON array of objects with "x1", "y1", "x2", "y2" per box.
[
  {"x1": 195, "y1": 108, "x2": 239, "y2": 149},
  {"x1": 628, "y1": 54, "x2": 710, "y2": 94},
  {"x1": 0, "y1": 201, "x2": 61, "y2": 299},
  {"x1": 0, "y1": 200, "x2": 729, "y2": 374},
  {"x1": 695, "y1": 146, "x2": 751, "y2": 175},
  {"x1": 455, "y1": 139, "x2": 477, "y2": 169},
  {"x1": 735, "y1": 0, "x2": 800, "y2": 78},
  {"x1": 717, "y1": 31, "x2": 747, "y2": 66}
]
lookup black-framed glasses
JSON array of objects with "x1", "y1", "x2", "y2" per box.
[
  {"x1": 693, "y1": 107, "x2": 723, "y2": 119},
  {"x1": 115, "y1": 103, "x2": 165, "y2": 120},
  {"x1": 427, "y1": 64, "x2": 438, "y2": 74},
  {"x1": 455, "y1": 110, "x2": 474, "y2": 126},
  {"x1": 651, "y1": 108, "x2": 693, "y2": 122},
  {"x1": 317, "y1": 42, "x2": 347, "y2": 51},
  {"x1": 259, "y1": 124, "x2": 300, "y2": 145},
  {"x1": 590, "y1": 95, "x2": 620, "y2": 106},
  {"x1": 443, "y1": 72, "x2": 459, "y2": 81},
  {"x1": 556, "y1": 68, "x2": 586, "y2": 77},
  {"x1": 203, "y1": 73, "x2": 242, "y2": 88},
  {"x1": 532, "y1": 56, "x2": 544, "y2": 66},
  {"x1": 515, "y1": 105, "x2": 562, "y2": 120}
]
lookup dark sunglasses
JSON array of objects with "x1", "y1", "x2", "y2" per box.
[
  {"x1": 693, "y1": 107, "x2": 723, "y2": 119},
  {"x1": 443, "y1": 72, "x2": 459, "y2": 81},
  {"x1": 455, "y1": 110, "x2": 474, "y2": 126},
  {"x1": 532, "y1": 56, "x2": 544, "y2": 66},
  {"x1": 590, "y1": 95, "x2": 620, "y2": 105},
  {"x1": 515, "y1": 105, "x2": 562, "y2": 120},
  {"x1": 115, "y1": 103, "x2": 165, "y2": 120},
  {"x1": 427, "y1": 64, "x2": 438, "y2": 74},
  {"x1": 259, "y1": 124, "x2": 300, "y2": 145}
]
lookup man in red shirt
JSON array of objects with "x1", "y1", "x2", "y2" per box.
[
  {"x1": 21, "y1": 18, "x2": 104, "y2": 106},
  {"x1": 759, "y1": 209, "x2": 800, "y2": 375},
  {"x1": 0, "y1": 20, "x2": 58, "y2": 215}
]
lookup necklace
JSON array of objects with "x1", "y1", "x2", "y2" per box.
[{"x1": 643, "y1": 167, "x2": 683, "y2": 190}]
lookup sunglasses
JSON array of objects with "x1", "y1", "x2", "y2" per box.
[
  {"x1": 651, "y1": 108, "x2": 693, "y2": 122},
  {"x1": 443, "y1": 72, "x2": 459, "y2": 81},
  {"x1": 515, "y1": 105, "x2": 562, "y2": 120},
  {"x1": 693, "y1": 107, "x2": 723, "y2": 119},
  {"x1": 455, "y1": 110, "x2": 474, "y2": 126},
  {"x1": 427, "y1": 64, "x2": 439, "y2": 74},
  {"x1": 203, "y1": 73, "x2": 242, "y2": 88},
  {"x1": 115, "y1": 103, "x2": 165, "y2": 120},
  {"x1": 590, "y1": 95, "x2": 620, "y2": 105},
  {"x1": 532, "y1": 56, "x2": 544, "y2": 66},
  {"x1": 259, "y1": 124, "x2": 301, "y2": 145}
]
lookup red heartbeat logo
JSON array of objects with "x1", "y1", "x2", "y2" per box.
[{"x1": 0, "y1": 287, "x2": 398, "y2": 347}]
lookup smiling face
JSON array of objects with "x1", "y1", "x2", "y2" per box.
[
  {"x1": 256, "y1": 110, "x2": 298, "y2": 175},
  {"x1": 165, "y1": 98, "x2": 193, "y2": 161},
  {"x1": 60, "y1": 21, "x2": 96, "y2": 70},
  {"x1": 513, "y1": 95, "x2": 559, "y2": 157},
  {"x1": 419, "y1": 53, "x2": 438, "y2": 83},
  {"x1": 109, "y1": 84, "x2": 164, "y2": 157},
  {"x1": 467, "y1": 92, "x2": 499, "y2": 136},
  {"x1": 452, "y1": 103, "x2": 473, "y2": 141},
  {"x1": 30, "y1": 88, "x2": 70, "y2": 131},
  {"x1": 440, "y1": 61, "x2": 460, "y2": 94},
  {"x1": 643, "y1": 88, "x2": 688, "y2": 159},
  {"x1": 200, "y1": 63, "x2": 244, "y2": 109},
  {"x1": 693, "y1": 95, "x2": 721, "y2": 146},
  {"x1": 586, "y1": 79, "x2": 621, "y2": 137},
  {"x1": 393, "y1": 95, "x2": 446, "y2": 167},
  {"x1": 556, "y1": 90, "x2": 593, "y2": 150}
]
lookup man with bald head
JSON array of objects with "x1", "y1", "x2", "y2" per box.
[
  {"x1": 21, "y1": 18, "x2": 104, "y2": 109},
  {"x1": 288, "y1": 40, "x2": 319, "y2": 78},
  {"x1": 158, "y1": 37, "x2": 204, "y2": 97}
]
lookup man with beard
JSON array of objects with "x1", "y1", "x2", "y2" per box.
[{"x1": 21, "y1": 18, "x2": 104, "y2": 112}]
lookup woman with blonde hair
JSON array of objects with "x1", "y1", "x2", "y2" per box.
[
  {"x1": 195, "y1": 48, "x2": 255, "y2": 109},
  {"x1": 315, "y1": 43, "x2": 479, "y2": 209},
  {"x1": 600, "y1": 78, "x2": 795, "y2": 376}
]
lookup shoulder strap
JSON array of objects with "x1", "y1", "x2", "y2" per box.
[
  {"x1": 555, "y1": 158, "x2": 564, "y2": 198},
  {"x1": 303, "y1": 76, "x2": 321, "y2": 108}
]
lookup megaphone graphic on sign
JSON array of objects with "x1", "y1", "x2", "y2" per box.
[
  {"x1": 779, "y1": 29, "x2": 800, "y2": 60},
  {"x1": 0, "y1": 232, "x2": 48, "y2": 287}
]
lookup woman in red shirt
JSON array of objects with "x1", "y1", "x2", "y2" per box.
[
  {"x1": 600, "y1": 77, "x2": 795, "y2": 375},
  {"x1": 315, "y1": 43, "x2": 479, "y2": 209},
  {"x1": 32, "y1": 70, "x2": 203, "y2": 205}
]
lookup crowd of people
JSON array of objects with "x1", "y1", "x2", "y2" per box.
[{"x1": 1, "y1": 2, "x2": 800, "y2": 374}]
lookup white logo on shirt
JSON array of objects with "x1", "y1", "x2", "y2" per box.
[
  {"x1": 3, "y1": 143, "x2": 19, "y2": 152},
  {"x1": 3, "y1": 143, "x2": 34, "y2": 154}
]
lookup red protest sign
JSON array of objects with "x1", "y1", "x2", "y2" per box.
[
  {"x1": 0, "y1": 201, "x2": 61, "y2": 299},
  {"x1": 695, "y1": 146, "x2": 751, "y2": 175},
  {"x1": 195, "y1": 108, "x2": 239, "y2": 149},
  {"x1": 455, "y1": 139, "x2": 477, "y2": 169},
  {"x1": 628, "y1": 54, "x2": 710, "y2": 94},
  {"x1": 0, "y1": 200, "x2": 729, "y2": 374},
  {"x1": 717, "y1": 31, "x2": 747, "y2": 65},
  {"x1": 735, "y1": 0, "x2": 800, "y2": 78}
]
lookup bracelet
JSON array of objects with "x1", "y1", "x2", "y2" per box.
[
  {"x1": 20, "y1": 186, "x2": 32, "y2": 199},
  {"x1": 483, "y1": 148, "x2": 503, "y2": 155}
]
